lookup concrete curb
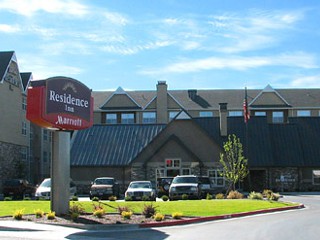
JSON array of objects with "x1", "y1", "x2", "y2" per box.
[{"x1": 139, "y1": 204, "x2": 305, "y2": 228}]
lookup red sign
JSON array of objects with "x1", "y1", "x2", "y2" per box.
[{"x1": 26, "y1": 77, "x2": 93, "y2": 130}]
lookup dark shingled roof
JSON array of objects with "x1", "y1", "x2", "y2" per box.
[
  {"x1": 71, "y1": 124, "x2": 166, "y2": 166},
  {"x1": 20, "y1": 72, "x2": 32, "y2": 91},
  {"x1": 0, "y1": 51, "x2": 14, "y2": 82},
  {"x1": 194, "y1": 117, "x2": 320, "y2": 168},
  {"x1": 93, "y1": 88, "x2": 320, "y2": 112}
]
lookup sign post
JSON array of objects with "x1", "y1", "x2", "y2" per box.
[{"x1": 27, "y1": 76, "x2": 93, "y2": 215}]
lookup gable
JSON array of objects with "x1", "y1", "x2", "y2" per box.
[
  {"x1": 145, "y1": 93, "x2": 182, "y2": 110},
  {"x1": 101, "y1": 93, "x2": 141, "y2": 110},
  {"x1": 251, "y1": 92, "x2": 289, "y2": 107}
]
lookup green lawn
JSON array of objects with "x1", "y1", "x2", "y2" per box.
[{"x1": 0, "y1": 199, "x2": 298, "y2": 217}]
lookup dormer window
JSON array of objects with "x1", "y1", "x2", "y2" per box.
[{"x1": 272, "y1": 111, "x2": 284, "y2": 123}]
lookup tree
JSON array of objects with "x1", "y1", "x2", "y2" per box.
[{"x1": 219, "y1": 134, "x2": 249, "y2": 192}]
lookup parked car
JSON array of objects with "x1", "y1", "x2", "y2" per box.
[
  {"x1": 3, "y1": 179, "x2": 36, "y2": 199},
  {"x1": 125, "y1": 181, "x2": 156, "y2": 201},
  {"x1": 35, "y1": 178, "x2": 77, "y2": 200},
  {"x1": 169, "y1": 175, "x2": 201, "y2": 200},
  {"x1": 198, "y1": 176, "x2": 214, "y2": 198},
  {"x1": 156, "y1": 177, "x2": 173, "y2": 197},
  {"x1": 89, "y1": 177, "x2": 120, "y2": 200}
]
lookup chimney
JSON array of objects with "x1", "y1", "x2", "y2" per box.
[
  {"x1": 188, "y1": 89, "x2": 197, "y2": 100},
  {"x1": 219, "y1": 103, "x2": 228, "y2": 137},
  {"x1": 156, "y1": 81, "x2": 168, "y2": 123}
]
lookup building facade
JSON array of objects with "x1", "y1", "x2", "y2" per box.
[
  {"x1": 0, "y1": 51, "x2": 52, "y2": 192},
  {"x1": 71, "y1": 81, "x2": 320, "y2": 194}
]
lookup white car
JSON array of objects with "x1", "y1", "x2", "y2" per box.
[
  {"x1": 125, "y1": 181, "x2": 156, "y2": 201},
  {"x1": 35, "y1": 178, "x2": 77, "y2": 200}
]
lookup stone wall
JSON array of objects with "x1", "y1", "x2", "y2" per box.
[{"x1": 0, "y1": 142, "x2": 26, "y2": 191}]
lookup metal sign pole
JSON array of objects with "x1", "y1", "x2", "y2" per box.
[{"x1": 51, "y1": 131, "x2": 70, "y2": 215}]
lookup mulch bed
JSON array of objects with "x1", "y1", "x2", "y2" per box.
[{"x1": 0, "y1": 213, "x2": 193, "y2": 227}]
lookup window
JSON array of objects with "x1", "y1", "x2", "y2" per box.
[
  {"x1": 208, "y1": 169, "x2": 225, "y2": 187},
  {"x1": 21, "y1": 147, "x2": 27, "y2": 161},
  {"x1": 199, "y1": 111, "x2": 213, "y2": 117},
  {"x1": 22, "y1": 97, "x2": 27, "y2": 111},
  {"x1": 165, "y1": 158, "x2": 181, "y2": 177},
  {"x1": 312, "y1": 170, "x2": 320, "y2": 185},
  {"x1": 21, "y1": 121, "x2": 27, "y2": 135},
  {"x1": 43, "y1": 129, "x2": 48, "y2": 141},
  {"x1": 156, "y1": 168, "x2": 165, "y2": 178},
  {"x1": 255, "y1": 111, "x2": 266, "y2": 116},
  {"x1": 143, "y1": 112, "x2": 156, "y2": 123},
  {"x1": 121, "y1": 113, "x2": 134, "y2": 124},
  {"x1": 181, "y1": 168, "x2": 191, "y2": 175},
  {"x1": 106, "y1": 113, "x2": 117, "y2": 124},
  {"x1": 297, "y1": 110, "x2": 311, "y2": 117},
  {"x1": 229, "y1": 111, "x2": 242, "y2": 117},
  {"x1": 272, "y1": 111, "x2": 284, "y2": 123},
  {"x1": 169, "y1": 111, "x2": 179, "y2": 121}
]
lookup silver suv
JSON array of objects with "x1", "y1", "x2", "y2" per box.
[{"x1": 169, "y1": 175, "x2": 201, "y2": 200}]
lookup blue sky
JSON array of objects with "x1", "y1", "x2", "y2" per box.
[{"x1": 1, "y1": 0, "x2": 319, "y2": 91}]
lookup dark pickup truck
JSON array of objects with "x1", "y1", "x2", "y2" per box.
[{"x1": 3, "y1": 179, "x2": 36, "y2": 199}]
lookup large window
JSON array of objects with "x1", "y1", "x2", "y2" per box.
[
  {"x1": 272, "y1": 111, "x2": 284, "y2": 123},
  {"x1": 199, "y1": 111, "x2": 213, "y2": 117},
  {"x1": 297, "y1": 110, "x2": 311, "y2": 117},
  {"x1": 229, "y1": 111, "x2": 242, "y2": 117},
  {"x1": 165, "y1": 158, "x2": 181, "y2": 177},
  {"x1": 143, "y1": 112, "x2": 156, "y2": 123},
  {"x1": 208, "y1": 169, "x2": 225, "y2": 187},
  {"x1": 106, "y1": 113, "x2": 117, "y2": 124},
  {"x1": 121, "y1": 113, "x2": 134, "y2": 124},
  {"x1": 312, "y1": 170, "x2": 320, "y2": 185},
  {"x1": 255, "y1": 111, "x2": 266, "y2": 116},
  {"x1": 169, "y1": 111, "x2": 179, "y2": 121}
]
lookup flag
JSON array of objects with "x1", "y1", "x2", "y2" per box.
[{"x1": 243, "y1": 87, "x2": 250, "y2": 123}]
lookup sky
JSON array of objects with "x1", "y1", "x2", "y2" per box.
[{"x1": 1, "y1": 0, "x2": 320, "y2": 91}]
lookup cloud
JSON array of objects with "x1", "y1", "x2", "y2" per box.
[
  {"x1": 0, "y1": 24, "x2": 20, "y2": 33},
  {"x1": 140, "y1": 52, "x2": 318, "y2": 75},
  {"x1": 0, "y1": 0, "x2": 89, "y2": 17},
  {"x1": 101, "y1": 40, "x2": 172, "y2": 55},
  {"x1": 290, "y1": 75, "x2": 320, "y2": 88},
  {"x1": 19, "y1": 56, "x2": 83, "y2": 80}
]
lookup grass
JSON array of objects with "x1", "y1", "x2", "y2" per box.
[{"x1": 0, "y1": 199, "x2": 298, "y2": 217}]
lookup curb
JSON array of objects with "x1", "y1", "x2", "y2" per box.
[{"x1": 139, "y1": 204, "x2": 305, "y2": 228}]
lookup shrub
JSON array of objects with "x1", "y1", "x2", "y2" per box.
[
  {"x1": 34, "y1": 209, "x2": 44, "y2": 218},
  {"x1": 227, "y1": 190, "x2": 244, "y2": 199},
  {"x1": 125, "y1": 196, "x2": 132, "y2": 201},
  {"x1": 206, "y1": 193, "x2": 213, "y2": 200},
  {"x1": 268, "y1": 192, "x2": 280, "y2": 201},
  {"x1": 13, "y1": 209, "x2": 24, "y2": 220},
  {"x1": 248, "y1": 191, "x2": 263, "y2": 200},
  {"x1": 23, "y1": 197, "x2": 31, "y2": 201},
  {"x1": 142, "y1": 203, "x2": 157, "y2": 218},
  {"x1": 154, "y1": 213, "x2": 165, "y2": 221},
  {"x1": 161, "y1": 195, "x2": 169, "y2": 201},
  {"x1": 93, "y1": 208, "x2": 105, "y2": 218},
  {"x1": 215, "y1": 193, "x2": 224, "y2": 199},
  {"x1": 91, "y1": 196, "x2": 100, "y2": 202},
  {"x1": 109, "y1": 196, "x2": 117, "y2": 201},
  {"x1": 142, "y1": 195, "x2": 151, "y2": 201},
  {"x1": 4, "y1": 197, "x2": 12, "y2": 201},
  {"x1": 172, "y1": 212, "x2": 183, "y2": 219},
  {"x1": 262, "y1": 189, "x2": 273, "y2": 198},
  {"x1": 181, "y1": 194, "x2": 188, "y2": 200},
  {"x1": 47, "y1": 211, "x2": 56, "y2": 220},
  {"x1": 117, "y1": 206, "x2": 131, "y2": 215},
  {"x1": 71, "y1": 195, "x2": 78, "y2": 201},
  {"x1": 121, "y1": 211, "x2": 133, "y2": 219},
  {"x1": 69, "y1": 202, "x2": 85, "y2": 221}
]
